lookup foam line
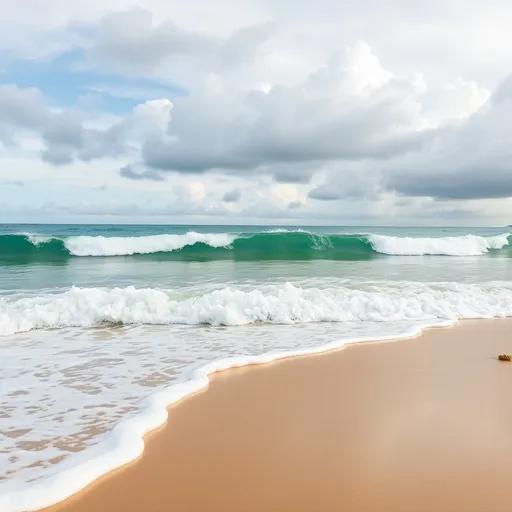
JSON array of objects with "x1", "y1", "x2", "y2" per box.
[
  {"x1": 2, "y1": 281, "x2": 512, "y2": 336},
  {"x1": 0, "y1": 319, "x2": 452, "y2": 512}
]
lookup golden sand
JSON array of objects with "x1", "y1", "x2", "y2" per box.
[{"x1": 43, "y1": 319, "x2": 512, "y2": 512}]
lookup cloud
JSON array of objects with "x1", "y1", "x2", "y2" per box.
[
  {"x1": 1, "y1": 38, "x2": 497, "y2": 211},
  {"x1": 223, "y1": 188, "x2": 242, "y2": 202},
  {"x1": 382, "y1": 78, "x2": 512, "y2": 200},
  {"x1": 307, "y1": 163, "x2": 383, "y2": 201},
  {"x1": 265, "y1": 162, "x2": 320, "y2": 184},
  {"x1": 41, "y1": 112, "x2": 128, "y2": 165},
  {"x1": 141, "y1": 42, "x2": 488, "y2": 183},
  {"x1": 386, "y1": 168, "x2": 512, "y2": 200},
  {"x1": 268, "y1": 183, "x2": 304, "y2": 206},
  {"x1": 87, "y1": 8, "x2": 213, "y2": 74},
  {"x1": 0, "y1": 85, "x2": 130, "y2": 163},
  {"x1": 85, "y1": 8, "x2": 274, "y2": 79},
  {"x1": 131, "y1": 99, "x2": 173, "y2": 133},
  {"x1": 308, "y1": 185, "x2": 343, "y2": 201},
  {"x1": 182, "y1": 180, "x2": 206, "y2": 202},
  {"x1": 0, "y1": 86, "x2": 172, "y2": 166},
  {"x1": 3, "y1": 4, "x2": 512, "y2": 224},
  {"x1": 492, "y1": 73, "x2": 512, "y2": 104},
  {"x1": 0, "y1": 85, "x2": 46, "y2": 143},
  {"x1": 0, "y1": 40, "x2": 491, "y2": 192},
  {"x1": 288, "y1": 200, "x2": 302, "y2": 209},
  {"x1": 120, "y1": 165, "x2": 164, "y2": 181}
]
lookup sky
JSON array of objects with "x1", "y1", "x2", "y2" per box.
[{"x1": 1, "y1": 0, "x2": 512, "y2": 225}]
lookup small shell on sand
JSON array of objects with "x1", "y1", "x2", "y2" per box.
[{"x1": 498, "y1": 354, "x2": 511, "y2": 361}]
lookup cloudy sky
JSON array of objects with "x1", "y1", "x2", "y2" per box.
[{"x1": 1, "y1": 0, "x2": 512, "y2": 225}]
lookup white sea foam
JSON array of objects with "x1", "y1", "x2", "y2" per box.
[
  {"x1": 263, "y1": 228, "x2": 309, "y2": 233},
  {"x1": 21, "y1": 233, "x2": 53, "y2": 245},
  {"x1": 0, "y1": 319, "x2": 451, "y2": 512},
  {"x1": 62, "y1": 232, "x2": 237, "y2": 256},
  {"x1": 2, "y1": 280, "x2": 512, "y2": 511},
  {"x1": 2, "y1": 281, "x2": 512, "y2": 336},
  {"x1": 369, "y1": 233, "x2": 510, "y2": 256},
  {"x1": 15, "y1": 231, "x2": 512, "y2": 257}
]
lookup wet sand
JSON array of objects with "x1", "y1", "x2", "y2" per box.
[{"x1": 43, "y1": 319, "x2": 512, "y2": 512}]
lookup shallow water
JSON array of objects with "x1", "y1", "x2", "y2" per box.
[{"x1": 1, "y1": 223, "x2": 511, "y2": 511}]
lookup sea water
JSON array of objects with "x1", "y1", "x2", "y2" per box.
[{"x1": 1, "y1": 224, "x2": 512, "y2": 511}]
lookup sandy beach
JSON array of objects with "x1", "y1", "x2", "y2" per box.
[{"x1": 41, "y1": 319, "x2": 512, "y2": 512}]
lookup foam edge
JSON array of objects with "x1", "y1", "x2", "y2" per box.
[{"x1": 0, "y1": 319, "x2": 454, "y2": 512}]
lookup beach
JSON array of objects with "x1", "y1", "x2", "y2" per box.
[
  {"x1": 2, "y1": 224, "x2": 512, "y2": 511},
  {"x1": 40, "y1": 319, "x2": 512, "y2": 512},
  {"x1": 1, "y1": 0, "x2": 511, "y2": 504}
]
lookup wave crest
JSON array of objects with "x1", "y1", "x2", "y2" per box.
[
  {"x1": 2, "y1": 281, "x2": 512, "y2": 336},
  {"x1": 369, "y1": 233, "x2": 510, "y2": 256},
  {"x1": 0, "y1": 231, "x2": 509, "y2": 262},
  {"x1": 64, "y1": 232, "x2": 236, "y2": 256}
]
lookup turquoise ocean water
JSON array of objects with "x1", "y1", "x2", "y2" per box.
[{"x1": 1, "y1": 223, "x2": 512, "y2": 511}]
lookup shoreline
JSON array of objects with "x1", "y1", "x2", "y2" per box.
[
  {"x1": 2, "y1": 319, "x2": 450, "y2": 512},
  {"x1": 34, "y1": 318, "x2": 512, "y2": 512}
]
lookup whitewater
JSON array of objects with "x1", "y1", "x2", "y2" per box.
[
  {"x1": 0, "y1": 230, "x2": 510, "y2": 261},
  {"x1": 2, "y1": 281, "x2": 512, "y2": 336},
  {"x1": 1, "y1": 224, "x2": 512, "y2": 511}
]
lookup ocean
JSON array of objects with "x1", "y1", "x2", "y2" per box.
[{"x1": 2, "y1": 223, "x2": 512, "y2": 511}]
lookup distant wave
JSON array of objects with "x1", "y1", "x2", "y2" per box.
[
  {"x1": 65, "y1": 232, "x2": 236, "y2": 256},
  {"x1": 0, "y1": 231, "x2": 510, "y2": 263},
  {"x1": 368, "y1": 233, "x2": 510, "y2": 256}
]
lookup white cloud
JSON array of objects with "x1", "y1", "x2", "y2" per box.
[
  {"x1": 140, "y1": 42, "x2": 488, "y2": 181},
  {"x1": 2, "y1": 2, "x2": 512, "y2": 223},
  {"x1": 269, "y1": 184, "x2": 304, "y2": 206},
  {"x1": 183, "y1": 180, "x2": 206, "y2": 202},
  {"x1": 131, "y1": 99, "x2": 173, "y2": 134}
]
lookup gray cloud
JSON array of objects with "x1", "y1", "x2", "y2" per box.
[
  {"x1": 86, "y1": 8, "x2": 274, "y2": 76},
  {"x1": 3, "y1": 30, "x2": 509, "y2": 211},
  {"x1": 382, "y1": 81, "x2": 512, "y2": 200},
  {"x1": 308, "y1": 185, "x2": 344, "y2": 201},
  {"x1": 308, "y1": 164, "x2": 383, "y2": 201},
  {"x1": 42, "y1": 118, "x2": 128, "y2": 165},
  {"x1": 386, "y1": 169, "x2": 512, "y2": 200},
  {"x1": 5, "y1": 2, "x2": 512, "y2": 225},
  {"x1": 288, "y1": 200, "x2": 303, "y2": 209},
  {"x1": 120, "y1": 165, "x2": 165, "y2": 181},
  {"x1": 308, "y1": 182, "x2": 382, "y2": 201},
  {"x1": 491, "y1": 73, "x2": 512, "y2": 104},
  {"x1": 3, "y1": 0, "x2": 512, "y2": 94},
  {"x1": 142, "y1": 45, "x2": 442, "y2": 178},
  {"x1": 0, "y1": 85, "x2": 46, "y2": 143},
  {"x1": 87, "y1": 9, "x2": 213, "y2": 74},
  {"x1": 306, "y1": 73, "x2": 512, "y2": 204},
  {"x1": 0, "y1": 193, "x2": 491, "y2": 225},
  {"x1": 222, "y1": 188, "x2": 242, "y2": 202},
  {"x1": 0, "y1": 85, "x2": 131, "y2": 164},
  {"x1": 267, "y1": 162, "x2": 319, "y2": 184}
]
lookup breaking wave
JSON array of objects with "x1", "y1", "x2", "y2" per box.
[
  {"x1": 0, "y1": 231, "x2": 510, "y2": 263},
  {"x1": 2, "y1": 281, "x2": 512, "y2": 336}
]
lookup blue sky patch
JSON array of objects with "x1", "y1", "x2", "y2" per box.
[{"x1": 0, "y1": 50, "x2": 186, "y2": 115}]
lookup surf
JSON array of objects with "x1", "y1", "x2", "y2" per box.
[
  {"x1": 2, "y1": 280, "x2": 512, "y2": 336},
  {"x1": 0, "y1": 231, "x2": 510, "y2": 263}
]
